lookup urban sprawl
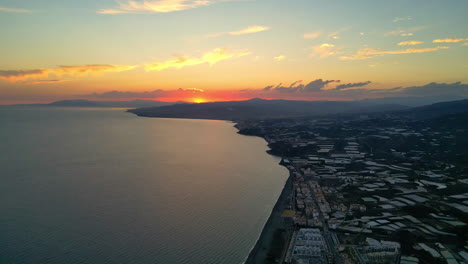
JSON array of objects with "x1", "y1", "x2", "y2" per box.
[{"x1": 239, "y1": 113, "x2": 467, "y2": 264}]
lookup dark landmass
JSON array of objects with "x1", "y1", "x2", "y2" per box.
[
  {"x1": 358, "y1": 95, "x2": 467, "y2": 107},
  {"x1": 47, "y1": 99, "x2": 176, "y2": 108},
  {"x1": 400, "y1": 99, "x2": 468, "y2": 119},
  {"x1": 128, "y1": 98, "x2": 408, "y2": 120}
]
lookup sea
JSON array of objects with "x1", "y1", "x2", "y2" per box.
[{"x1": 0, "y1": 106, "x2": 288, "y2": 264}]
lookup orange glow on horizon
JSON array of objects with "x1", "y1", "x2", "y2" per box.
[{"x1": 192, "y1": 98, "x2": 206, "y2": 103}]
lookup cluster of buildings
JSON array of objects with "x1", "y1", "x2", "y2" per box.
[{"x1": 238, "y1": 114, "x2": 467, "y2": 264}]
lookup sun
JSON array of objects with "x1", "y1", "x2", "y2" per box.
[{"x1": 192, "y1": 98, "x2": 206, "y2": 103}]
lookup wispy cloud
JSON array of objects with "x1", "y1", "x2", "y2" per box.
[
  {"x1": 340, "y1": 46, "x2": 449, "y2": 60},
  {"x1": 25, "y1": 79, "x2": 66, "y2": 85},
  {"x1": 0, "y1": 7, "x2": 32, "y2": 13},
  {"x1": 433, "y1": 37, "x2": 468, "y2": 43},
  {"x1": 98, "y1": 0, "x2": 242, "y2": 14},
  {"x1": 397, "y1": 40, "x2": 423, "y2": 46},
  {"x1": 311, "y1": 44, "x2": 343, "y2": 58},
  {"x1": 274, "y1": 55, "x2": 285, "y2": 62},
  {"x1": 303, "y1": 31, "x2": 322, "y2": 39},
  {"x1": 145, "y1": 47, "x2": 251, "y2": 71},
  {"x1": 0, "y1": 65, "x2": 137, "y2": 83},
  {"x1": 229, "y1": 25, "x2": 269, "y2": 35},
  {"x1": 327, "y1": 26, "x2": 351, "y2": 40},
  {"x1": 393, "y1": 16, "x2": 412, "y2": 22},
  {"x1": 206, "y1": 25, "x2": 270, "y2": 38},
  {"x1": 385, "y1": 26, "x2": 425, "y2": 37}
]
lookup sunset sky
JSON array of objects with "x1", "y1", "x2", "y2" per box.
[{"x1": 1, "y1": 0, "x2": 467, "y2": 103}]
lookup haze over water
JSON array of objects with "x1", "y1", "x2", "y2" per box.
[{"x1": 0, "y1": 107, "x2": 288, "y2": 264}]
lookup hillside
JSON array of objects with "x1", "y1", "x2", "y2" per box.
[{"x1": 128, "y1": 98, "x2": 408, "y2": 120}]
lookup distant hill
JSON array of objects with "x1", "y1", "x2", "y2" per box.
[
  {"x1": 48, "y1": 99, "x2": 174, "y2": 108},
  {"x1": 358, "y1": 95, "x2": 467, "y2": 107},
  {"x1": 128, "y1": 98, "x2": 409, "y2": 120},
  {"x1": 401, "y1": 99, "x2": 468, "y2": 119}
]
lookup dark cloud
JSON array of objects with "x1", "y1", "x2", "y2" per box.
[
  {"x1": 302, "y1": 79, "x2": 340, "y2": 92},
  {"x1": 264, "y1": 79, "x2": 340, "y2": 93},
  {"x1": 335, "y1": 81, "x2": 371, "y2": 90},
  {"x1": 0, "y1": 69, "x2": 44, "y2": 77}
]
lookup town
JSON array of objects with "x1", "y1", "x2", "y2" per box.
[{"x1": 239, "y1": 112, "x2": 468, "y2": 264}]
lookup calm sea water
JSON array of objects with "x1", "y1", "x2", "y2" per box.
[{"x1": 0, "y1": 106, "x2": 288, "y2": 264}]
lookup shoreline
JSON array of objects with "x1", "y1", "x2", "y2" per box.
[
  {"x1": 235, "y1": 124, "x2": 292, "y2": 264},
  {"x1": 244, "y1": 169, "x2": 292, "y2": 264}
]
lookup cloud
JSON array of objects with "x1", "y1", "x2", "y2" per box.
[
  {"x1": 145, "y1": 47, "x2": 251, "y2": 71},
  {"x1": 0, "y1": 64, "x2": 137, "y2": 83},
  {"x1": 206, "y1": 25, "x2": 270, "y2": 38},
  {"x1": 0, "y1": 7, "x2": 31, "y2": 13},
  {"x1": 303, "y1": 31, "x2": 322, "y2": 39},
  {"x1": 263, "y1": 79, "x2": 340, "y2": 93},
  {"x1": 340, "y1": 46, "x2": 449, "y2": 60},
  {"x1": 335, "y1": 81, "x2": 371, "y2": 90},
  {"x1": 326, "y1": 82, "x2": 468, "y2": 98},
  {"x1": 433, "y1": 37, "x2": 468, "y2": 43},
  {"x1": 98, "y1": 0, "x2": 241, "y2": 14},
  {"x1": 274, "y1": 55, "x2": 285, "y2": 61},
  {"x1": 398, "y1": 40, "x2": 423, "y2": 46},
  {"x1": 385, "y1": 26, "x2": 425, "y2": 37},
  {"x1": 327, "y1": 26, "x2": 351, "y2": 40},
  {"x1": 393, "y1": 16, "x2": 412, "y2": 22},
  {"x1": 311, "y1": 43, "x2": 342, "y2": 58},
  {"x1": 84, "y1": 87, "x2": 204, "y2": 99},
  {"x1": 24, "y1": 79, "x2": 65, "y2": 85},
  {"x1": 339, "y1": 48, "x2": 378, "y2": 61},
  {"x1": 229, "y1": 25, "x2": 270, "y2": 35}
]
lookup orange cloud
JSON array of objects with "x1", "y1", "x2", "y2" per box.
[
  {"x1": 0, "y1": 64, "x2": 137, "y2": 83},
  {"x1": 311, "y1": 44, "x2": 343, "y2": 58},
  {"x1": 145, "y1": 48, "x2": 251, "y2": 71},
  {"x1": 397, "y1": 40, "x2": 423, "y2": 46},
  {"x1": 433, "y1": 37, "x2": 468, "y2": 43},
  {"x1": 340, "y1": 46, "x2": 449, "y2": 60},
  {"x1": 98, "y1": 0, "x2": 230, "y2": 14}
]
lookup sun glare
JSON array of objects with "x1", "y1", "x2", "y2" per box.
[{"x1": 192, "y1": 98, "x2": 206, "y2": 103}]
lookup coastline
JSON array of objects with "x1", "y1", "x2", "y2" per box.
[
  {"x1": 235, "y1": 124, "x2": 292, "y2": 264},
  {"x1": 244, "y1": 169, "x2": 292, "y2": 264}
]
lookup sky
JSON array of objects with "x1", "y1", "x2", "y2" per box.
[{"x1": 0, "y1": 0, "x2": 467, "y2": 104}]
